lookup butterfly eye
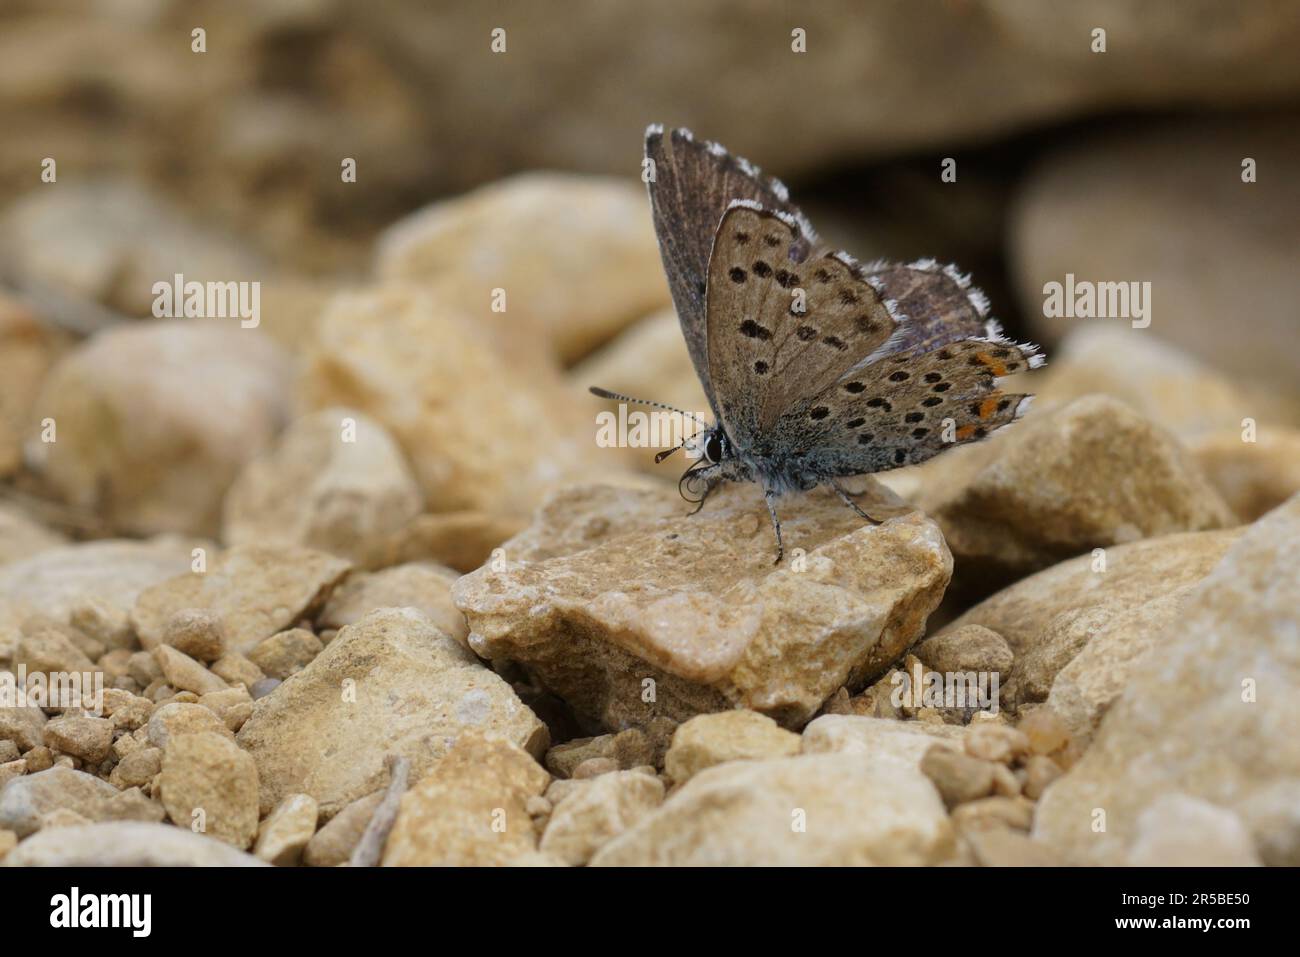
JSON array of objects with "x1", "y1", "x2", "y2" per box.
[{"x1": 704, "y1": 433, "x2": 723, "y2": 464}]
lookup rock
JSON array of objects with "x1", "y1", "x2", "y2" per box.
[
  {"x1": 222, "y1": 408, "x2": 423, "y2": 567},
  {"x1": 0, "y1": 702, "x2": 47, "y2": 752},
  {"x1": 236, "y1": 608, "x2": 548, "y2": 818},
  {"x1": 41, "y1": 714, "x2": 113, "y2": 764},
  {"x1": 799, "y1": 715, "x2": 966, "y2": 770},
  {"x1": 40, "y1": 807, "x2": 93, "y2": 829},
  {"x1": 920, "y1": 746, "x2": 996, "y2": 809},
  {"x1": 545, "y1": 729, "x2": 655, "y2": 779},
  {"x1": 539, "y1": 770, "x2": 665, "y2": 865},
  {"x1": 1, "y1": 821, "x2": 267, "y2": 866},
  {"x1": 913, "y1": 624, "x2": 1014, "y2": 680},
  {"x1": 210, "y1": 653, "x2": 265, "y2": 689},
  {"x1": 914, "y1": 395, "x2": 1234, "y2": 590},
  {"x1": 247, "y1": 628, "x2": 323, "y2": 680},
  {"x1": 1010, "y1": 116, "x2": 1300, "y2": 394},
  {"x1": 964, "y1": 724, "x2": 1030, "y2": 765},
  {"x1": 0, "y1": 505, "x2": 65, "y2": 566},
  {"x1": 160, "y1": 608, "x2": 226, "y2": 662},
  {"x1": 0, "y1": 294, "x2": 65, "y2": 478},
  {"x1": 383, "y1": 734, "x2": 550, "y2": 866},
  {"x1": 376, "y1": 174, "x2": 667, "y2": 363},
  {"x1": 68, "y1": 596, "x2": 134, "y2": 651},
  {"x1": 255, "y1": 793, "x2": 319, "y2": 866},
  {"x1": 0, "y1": 829, "x2": 14, "y2": 860},
  {"x1": 455, "y1": 480, "x2": 948, "y2": 730},
  {"x1": 1021, "y1": 755, "x2": 1063, "y2": 801},
  {"x1": 0, "y1": 538, "x2": 198, "y2": 633},
  {"x1": 303, "y1": 791, "x2": 383, "y2": 867},
  {"x1": 12, "y1": 622, "x2": 96, "y2": 675},
  {"x1": 965, "y1": 827, "x2": 1064, "y2": 867},
  {"x1": 97, "y1": 787, "x2": 165, "y2": 825},
  {"x1": 319, "y1": 563, "x2": 468, "y2": 646},
  {"x1": 366, "y1": 510, "x2": 527, "y2": 575},
  {"x1": 664, "y1": 711, "x2": 801, "y2": 785},
  {"x1": 1127, "y1": 795, "x2": 1262, "y2": 867},
  {"x1": 109, "y1": 747, "x2": 163, "y2": 791},
  {"x1": 147, "y1": 702, "x2": 233, "y2": 750},
  {"x1": 1190, "y1": 428, "x2": 1300, "y2": 522},
  {"x1": 0, "y1": 742, "x2": 17, "y2": 763},
  {"x1": 939, "y1": 528, "x2": 1241, "y2": 720},
  {"x1": 152, "y1": 644, "x2": 227, "y2": 695},
  {"x1": 299, "y1": 284, "x2": 620, "y2": 520},
  {"x1": 1035, "y1": 495, "x2": 1300, "y2": 865},
  {"x1": 0, "y1": 766, "x2": 118, "y2": 837},
  {"x1": 0, "y1": 761, "x2": 27, "y2": 788},
  {"x1": 27, "y1": 320, "x2": 290, "y2": 537},
  {"x1": 1024, "y1": 327, "x2": 1287, "y2": 443},
  {"x1": 0, "y1": 179, "x2": 266, "y2": 320},
  {"x1": 131, "y1": 544, "x2": 350, "y2": 653},
  {"x1": 952, "y1": 796, "x2": 1035, "y2": 833},
  {"x1": 572, "y1": 757, "x2": 619, "y2": 780},
  {"x1": 592, "y1": 754, "x2": 953, "y2": 866},
  {"x1": 158, "y1": 731, "x2": 260, "y2": 849}
]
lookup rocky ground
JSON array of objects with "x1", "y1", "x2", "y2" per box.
[
  {"x1": 2, "y1": 2, "x2": 1299, "y2": 868},
  {"x1": 1, "y1": 162, "x2": 1296, "y2": 864}
]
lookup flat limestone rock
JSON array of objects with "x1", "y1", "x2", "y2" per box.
[
  {"x1": 1034, "y1": 495, "x2": 1300, "y2": 865},
  {"x1": 2, "y1": 821, "x2": 267, "y2": 867},
  {"x1": 383, "y1": 733, "x2": 551, "y2": 867},
  {"x1": 131, "y1": 544, "x2": 351, "y2": 653},
  {"x1": 0, "y1": 767, "x2": 118, "y2": 837},
  {"x1": 222, "y1": 407, "x2": 423, "y2": 567},
  {"x1": 454, "y1": 480, "x2": 950, "y2": 730},
  {"x1": 939, "y1": 528, "x2": 1241, "y2": 718},
  {"x1": 591, "y1": 753, "x2": 954, "y2": 867},
  {"x1": 914, "y1": 394, "x2": 1235, "y2": 589},
  {"x1": 236, "y1": 608, "x2": 548, "y2": 819}
]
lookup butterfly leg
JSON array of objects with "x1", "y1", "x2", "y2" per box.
[
  {"x1": 764, "y1": 489, "x2": 784, "y2": 564},
  {"x1": 828, "y1": 479, "x2": 884, "y2": 525}
]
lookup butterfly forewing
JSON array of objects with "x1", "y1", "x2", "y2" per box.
[
  {"x1": 704, "y1": 204, "x2": 899, "y2": 452},
  {"x1": 645, "y1": 126, "x2": 814, "y2": 415}
]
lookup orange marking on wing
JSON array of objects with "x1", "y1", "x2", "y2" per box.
[
  {"x1": 978, "y1": 397, "x2": 999, "y2": 419},
  {"x1": 956, "y1": 424, "x2": 977, "y2": 440},
  {"x1": 976, "y1": 352, "x2": 1008, "y2": 377}
]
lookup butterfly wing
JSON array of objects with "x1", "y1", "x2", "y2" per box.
[
  {"x1": 863, "y1": 258, "x2": 993, "y2": 355},
  {"x1": 774, "y1": 336, "x2": 1044, "y2": 476},
  {"x1": 703, "y1": 202, "x2": 902, "y2": 452},
  {"x1": 645, "y1": 125, "x2": 815, "y2": 414},
  {"x1": 703, "y1": 202, "x2": 1044, "y2": 474}
]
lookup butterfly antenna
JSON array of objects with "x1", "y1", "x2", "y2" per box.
[{"x1": 587, "y1": 387, "x2": 711, "y2": 428}]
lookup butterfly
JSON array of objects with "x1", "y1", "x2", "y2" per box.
[{"x1": 591, "y1": 125, "x2": 1044, "y2": 562}]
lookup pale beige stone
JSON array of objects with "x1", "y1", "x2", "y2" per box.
[
  {"x1": 664, "y1": 710, "x2": 800, "y2": 785},
  {"x1": 236, "y1": 608, "x2": 548, "y2": 818},
  {"x1": 158, "y1": 731, "x2": 260, "y2": 849},
  {"x1": 455, "y1": 480, "x2": 948, "y2": 730}
]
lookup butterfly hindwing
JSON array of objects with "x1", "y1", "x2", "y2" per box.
[
  {"x1": 704, "y1": 203, "x2": 900, "y2": 451},
  {"x1": 863, "y1": 258, "x2": 993, "y2": 357},
  {"x1": 773, "y1": 336, "x2": 1044, "y2": 474},
  {"x1": 645, "y1": 126, "x2": 814, "y2": 415}
]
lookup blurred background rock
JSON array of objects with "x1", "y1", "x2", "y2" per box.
[{"x1": 1, "y1": 0, "x2": 1297, "y2": 544}]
